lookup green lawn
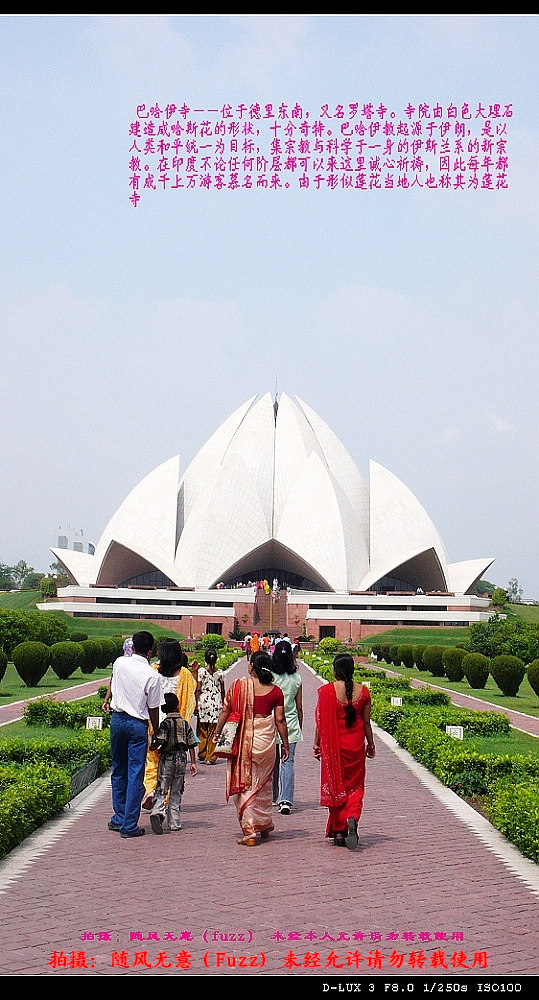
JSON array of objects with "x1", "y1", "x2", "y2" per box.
[
  {"x1": 370, "y1": 661, "x2": 539, "y2": 718},
  {"x1": 67, "y1": 617, "x2": 186, "y2": 641},
  {"x1": 0, "y1": 590, "x2": 44, "y2": 610},
  {"x1": 466, "y1": 730, "x2": 539, "y2": 756},
  {"x1": 0, "y1": 720, "x2": 91, "y2": 742},
  {"x1": 503, "y1": 603, "x2": 539, "y2": 623},
  {"x1": 360, "y1": 627, "x2": 470, "y2": 648}
]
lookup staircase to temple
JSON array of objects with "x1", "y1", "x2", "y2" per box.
[{"x1": 253, "y1": 587, "x2": 288, "y2": 634}]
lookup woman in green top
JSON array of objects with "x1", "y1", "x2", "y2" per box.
[{"x1": 271, "y1": 640, "x2": 303, "y2": 814}]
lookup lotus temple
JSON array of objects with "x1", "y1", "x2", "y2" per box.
[{"x1": 42, "y1": 393, "x2": 494, "y2": 641}]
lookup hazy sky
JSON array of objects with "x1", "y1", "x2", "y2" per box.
[{"x1": 1, "y1": 15, "x2": 537, "y2": 596}]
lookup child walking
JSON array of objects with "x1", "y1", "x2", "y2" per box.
[{"x1": 149, "y1": 692, "x2": 197, "y2": 834}]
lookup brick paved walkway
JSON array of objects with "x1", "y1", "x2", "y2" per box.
[{"x1": 0, "y1": 660, "x2": 538, "y2": 978}]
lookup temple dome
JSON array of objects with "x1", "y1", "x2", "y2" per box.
[{"x1": 52, "y1": 393, "x2": 493, "y2": 595}]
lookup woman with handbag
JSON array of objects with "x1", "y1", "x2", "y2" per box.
[{"x1": 214, "y1": 651, "x2": 289, "y2": 847}]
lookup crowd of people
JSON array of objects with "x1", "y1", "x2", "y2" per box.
[{"x1": 104, "y1": 631, "x2": 375, "y2": 849}]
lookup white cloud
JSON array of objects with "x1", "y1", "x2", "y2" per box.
[{"x1": 488, "y1": 413, "x2": 512, "y2": 433}]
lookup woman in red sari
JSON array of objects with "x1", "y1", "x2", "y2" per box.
[
  {"x1": 313, "y1": 654, "x2": 375, "y2": 850},
  {"x1": 215, "y1": 652, "x2": 289, "y2": 846}
]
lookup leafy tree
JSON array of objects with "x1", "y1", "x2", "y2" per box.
[
  {"x1": 473, "y1": 579, "x2": 497, "y2": 597},
  {"x1": 22, "y1": 571, "x2": 45, "y2": 591},
  {"x1": 11, "y1": 560, "x2": 33, "y2": 589},
  {"x1": 33, "y1": 613, "x2": 70, "y2": 647},
  {"x1": 507, "y1": 578, "x2": 524, "y2": 603},
  {"x1": 0, "y1": 564, "x2": 16, "y2": 590},
  {"x1": 0, "y1": 609, "x2": 69, "y2": 656},
  {"x1": 466, "y1": 616, "x2": 539, "y2": 663},
  {"x1": 40, "y1": 576, "x2": 57, "y2": 599},
  {"x1": 491, "y1": 588, "x2": 507, "y2": 608},
  {"x1": 0, "y1": 610, "x2": 39, "y2": 656},
  {"x1": 49, "y1": 561, "x2": 70, "y2": 588}
]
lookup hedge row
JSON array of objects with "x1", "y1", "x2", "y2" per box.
[
  {"x1": 307, "y1": 652, "x2": 539, "y2": 864},
  {"x1": 372, "y1": 699, "x2": 509, "y2": 739},
  {"x1": 6, "y1": 638, "x2": 241, "y2": 689},
  {"x1": 488, "y1": 777, "x2": 539, "y2": 863},
  {"x1": 371, "y1": 644, "x2": 539, "y2": 698},
  {"x1": 0, "y1": 763, "x2": 72, "y2": 859},
  {"x1": 392, "y1": 714, "x2": 539, "y2": 861},
  {"x1": 0, "y1": 729, "x2": 112, "y2": 775},
  {"x1": 24, "y1": 696, "x2": 110, "y2": 729},
  {"x1": 9, "y1": 637, "x2": 123, "y2": 687},
  {"x1": 0, "y1": 705, "x2": 112, "y2": 859}
]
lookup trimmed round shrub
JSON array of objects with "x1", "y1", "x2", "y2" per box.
[
  {"x1": 0, "y1": 648, "x2": 7, "y2": 682},
  {"x1": 69, "y1": 631, "x2": 88, "y2": 643},
  {"x1": 397, "y1": 645, "x2": 414, "y2": 669},
  {"x1": 422, "y1": 645, "x2": 445, "y2": 677},
  {"x1": 389, "y1": 644, "x2": 401, "y2": 667},
  {"x1": 442, "y1": 646, "x2": 467, "y2": 682},
  {"x1": 462, "y1": 652, "x2": 490, "y2": 689},
  {"x1": 96, "y1": 637, "x2": 118, "y2": 669},
  {"x1": 79, "y1": 639, "x2": 103, "y2": 674},
  {"x1": 527, "y1": 659, "x2": 539, "y2": 698},
  {"x1": 11, "y1": 641, "x2": 50, "y2": 687},
  {"x1": 318, "y1": 636, "x2": 340, "y2": 655},
  {"x1": 49, "y1": 641, "x2": 84, "y2": 680},
  {"x1": 413, "y1": 646, "x2": 426, "y2": 671},
  {"x1": 198, "y1": 633, "x2": 227, "y2": 651},
  {"x1": 489, "y1": 654, "x2": 526, "y2": 697},
  {"x1": 110, "y1": 636, "x2": 125, "y2": 660},
  {"x1": 370, "y1": 643, "x2": 381, "y2": 660},
  {"x1": 380, "y1": 644, "x2": 391, "y2": 664}
]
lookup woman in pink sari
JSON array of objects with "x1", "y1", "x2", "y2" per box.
[
  {"x1": 313, "y1": 654, "x2": 375, "y2": 850},
  {"x1": 215, "y1": 652, "x2": 289, "y2": 846}
]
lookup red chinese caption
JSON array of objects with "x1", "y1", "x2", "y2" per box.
[{"x1": 47, "y1": 947, "x2": 487, "y2": 971}]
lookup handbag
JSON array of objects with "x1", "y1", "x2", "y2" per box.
[{"x1": 215, "y1": 680, "x2": 241, "y2": 758}]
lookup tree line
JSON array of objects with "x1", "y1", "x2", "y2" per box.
[{"x1": 0, "y1": 560, "x2": 69, "y2": 593}]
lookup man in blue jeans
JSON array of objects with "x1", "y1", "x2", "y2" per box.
[{"x1": 108, "y1": 631, "x2": 162, "y2": 838}]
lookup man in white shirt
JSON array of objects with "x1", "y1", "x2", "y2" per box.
[{"x1": 108, "y1": 631, "x2": 162, "y2": 838}]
